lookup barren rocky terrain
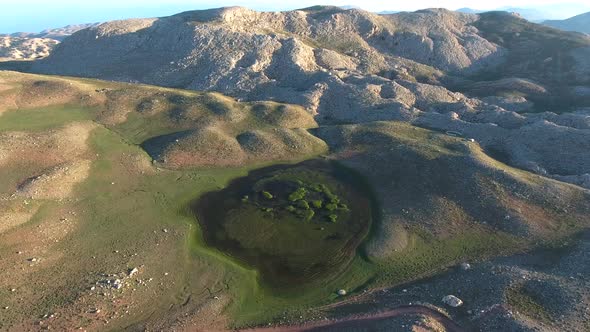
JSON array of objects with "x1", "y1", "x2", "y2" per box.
[
  {"x1": 0, "y1": 5, "x2": 589, "y2": 332},
  {"x1": 3, "y1": 23, "x2": 99, "y2": 41},
  {"x1": 0, "y1": 23, "x2": 97, "y2": 61},
  {"x1": 0, "y1": 37, "x2": 58, "y2": 61}
]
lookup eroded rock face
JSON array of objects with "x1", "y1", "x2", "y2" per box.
[{"x1": 31, "y1": 8, "x2": 505, "y2": 117}]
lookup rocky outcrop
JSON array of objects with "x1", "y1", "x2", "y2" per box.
[{"x1": 31, "y1": 8, "x2": 505, "y2": 116}]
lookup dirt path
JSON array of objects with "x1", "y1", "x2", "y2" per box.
[{"x1": 245, "y1": 305, "x2": 465, "y2": 332}]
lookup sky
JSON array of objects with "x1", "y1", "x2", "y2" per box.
[{"x1": 1, "y1": 0, "x2": 589, "y2": 33}]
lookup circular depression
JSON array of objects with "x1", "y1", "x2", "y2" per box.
[{"x1": 192, "y1": 160, "x2": 373, "y2": 288}]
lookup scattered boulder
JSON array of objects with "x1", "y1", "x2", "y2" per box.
[
  {"x1": 442, "y1": 295, "x2": 464, "y2": 307},
  {"x1": 337, "y1": 289, "x2": 347, "y2": 296}
]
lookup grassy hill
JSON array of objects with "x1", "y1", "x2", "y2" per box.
[{"x1": 0, "y1": 71, "x2": 588, "y2": 330}]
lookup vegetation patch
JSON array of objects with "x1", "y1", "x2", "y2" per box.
[
  {"x1": 192, "y1": 160, "x2": 373, "y2": 289},
  {"x1": 506, "y1": 285, "x2": 554, "y2": 324},
  {"x1": 0, "y1": 106, "x2": 93, "y2": 132}
]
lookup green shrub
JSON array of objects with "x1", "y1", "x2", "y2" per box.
[
  {"x1": 297, "y1": 200, "x2": 310, "y2": 210},
  {"x1": 288, "y1": 187, "x2": 307, "y2": 202},
  {"x1": 328, "y1": 214, "x2": 338, "y2": 223},
  {"x1": 325, "y1": 203, "x2": 338, "y2": 211},
  {"x1": 304, "y1": 209, "x2": 315, "y2": 222},
  {"x1": 312, "y1": 200, "x2": 323, "y2": 209},
  {"x1": 286, "y1": 205, "x2": 296, "y2": 212},
  {"x1": 262, "y1": 191, "x2": 274, "y2": 199}
]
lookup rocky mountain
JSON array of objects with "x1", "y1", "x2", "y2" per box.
[
  {"x1": 458, "y1": 4, "x2": 590, "y2": 22},
  {"x1": 456, "y1": 8, "x2": 483, "y2": 14},
  {"x1": 497, "y1": 7, "x2": 548, "y2": 22},
  {"x1": 0, "y1": 23, "x2": 99, "y2": 61},
  {"x1": 3, "y1": 23, "x2": 99, "y2": 41},
  {"x1": 544, "y1": 12, "x2": 590, "y2": 34},
  {"x1": 25, "y1": 7, "x2": 590, "y2": 191},
  {"x1": 0, "y1": 36, "x2": 58, "y2": 61}
]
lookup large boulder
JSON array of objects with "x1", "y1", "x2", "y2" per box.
[{"x1": 442, "y1": 295, "x2": 464, "y2": 307}]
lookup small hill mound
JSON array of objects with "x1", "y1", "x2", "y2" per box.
[
  {"x1": 0, "y1": 71, "x2": 327, "y2": 169},
  {"x1": 16, "y1": 160, "x2": 92, "y2": 200}
]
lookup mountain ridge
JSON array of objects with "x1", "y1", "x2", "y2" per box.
[
  {"x1": 544, "y1": 11, "x2": 590, "y2": 34},
  {"x1": 1, "y1": 23, "x2": 100, "y2": 41},
  {"x1": 19, "y1": 6, "x2": 590, "y2": 192}
]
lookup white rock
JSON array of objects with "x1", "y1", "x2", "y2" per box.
[
  {"x1": 442, "y1": 295, "x2": 463, "y2": 307},
  {"x1": 128, "y1": 267, "x2": 139, "y2": 277},
  {"x1": 113, "y1": 279, "x2": 122, "y2": 289},
  {"x1": 337, "y1": 289, "x2": 347, "y2": 296},
  {"x1": 460, "y1": 262, "x2": 471, "y2": 270}
]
